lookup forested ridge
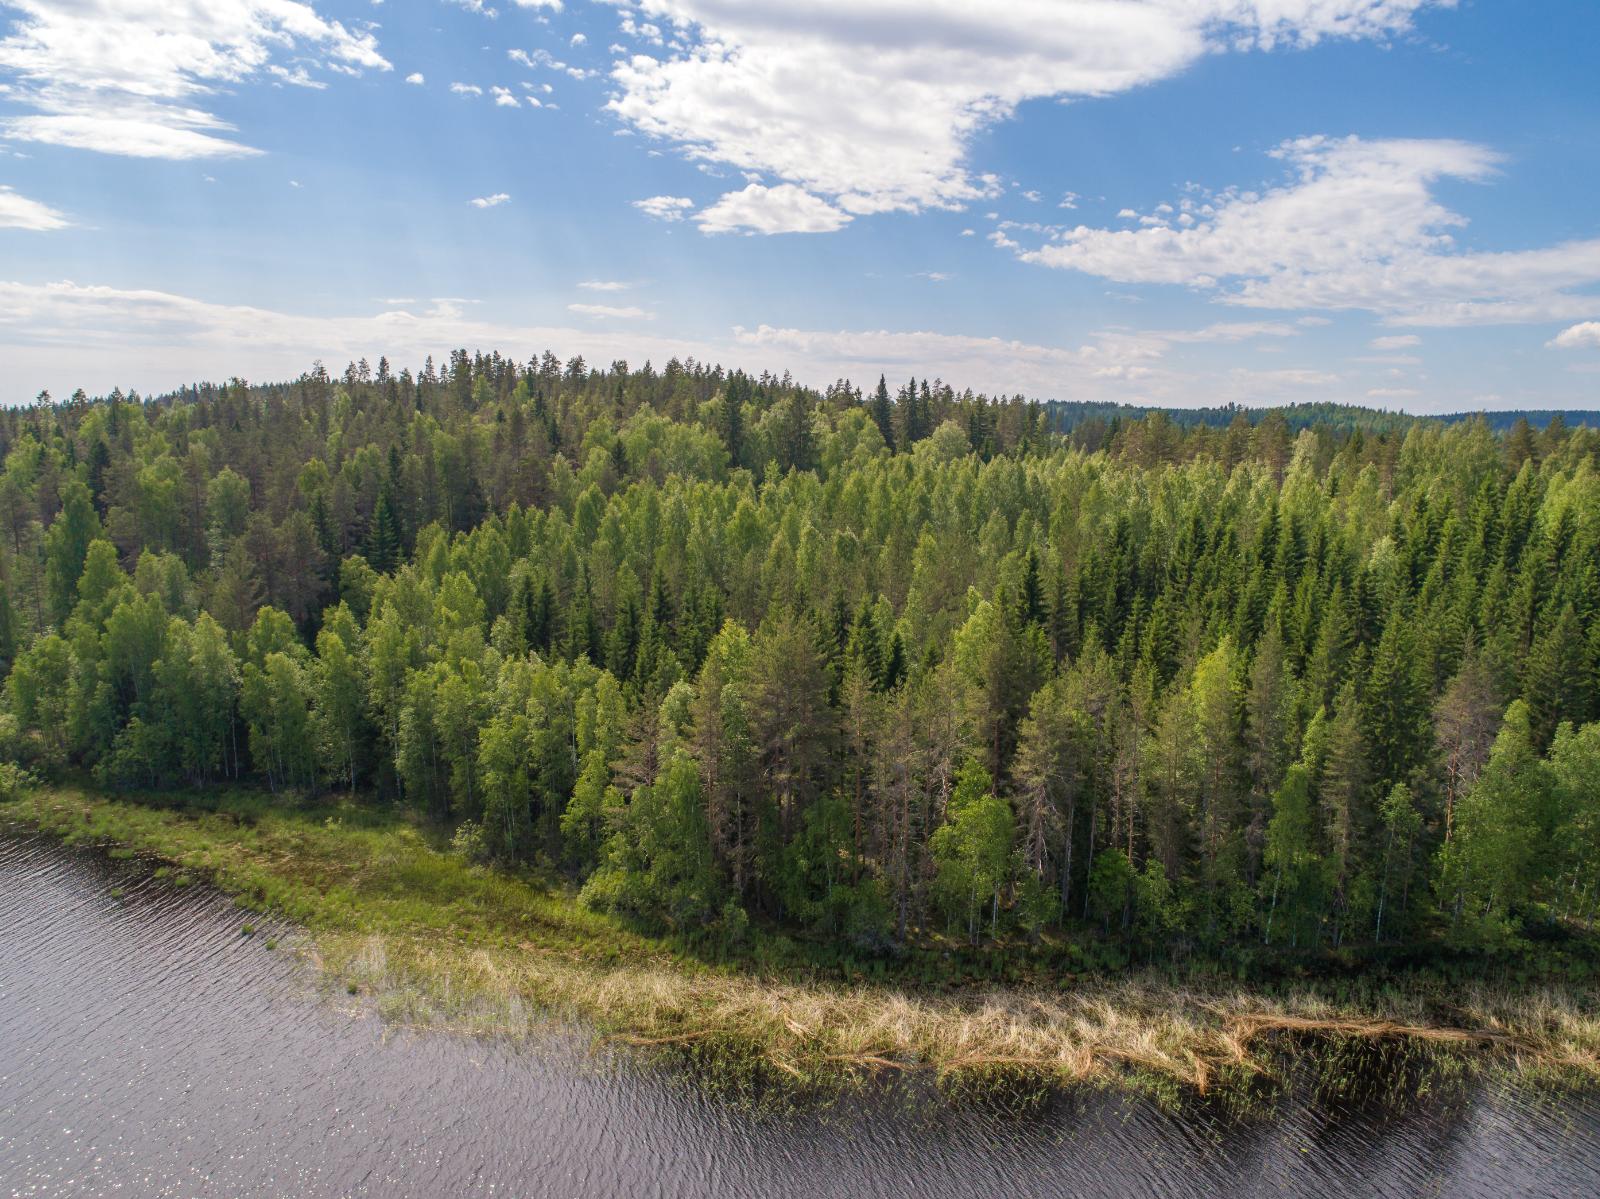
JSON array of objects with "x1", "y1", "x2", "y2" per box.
[{"x1": 3, "y1": 352, "x2": 1598, "y2": 963}]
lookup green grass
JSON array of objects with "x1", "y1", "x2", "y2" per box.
[{"x1": 5, "y1": 783, "x2": 1598, "y2": 1106}]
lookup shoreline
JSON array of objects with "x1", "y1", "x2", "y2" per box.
[{"x1": 6, "y1": 785, "x2": 1598, "y2": 1108}]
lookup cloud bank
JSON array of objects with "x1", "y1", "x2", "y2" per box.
[{"x1": 606, "y1": 0, "x2": 1450, "y2": 230}]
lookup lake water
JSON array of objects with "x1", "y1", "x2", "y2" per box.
[{"x1": 3, "y1": 831, "x2": 1598, "y2": 1198}]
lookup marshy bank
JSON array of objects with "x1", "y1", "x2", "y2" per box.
[{"x1": 5, "y1": 784, "x2": 1599, "y2": 1111}]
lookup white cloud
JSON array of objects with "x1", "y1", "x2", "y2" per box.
[
  {"x1": 1008, "y1": 135, "x2": 1600, "y2": 327},
  {"x1": 2, "y1": 107, "x2": 270, "y2": 160},
  {"x1": 491, "y1": 86, "x2": 519, "y2": 107},
  {"x1": 470, "y1": 193, "x2": 511, "y2": 208},
  {"x1": 405, "y1": 72, "x2": 425, "y2": 85},
  {"x1": 0, "y1": 0, "x2": 389, "y2": 159},
  {"x1": 731, "y1": 323, "x2": 1162, "y2": 398},
  {"x1": 570, "y1": 32, "x2": 587, "y2": 46},
  {"x1": 579, "y1": 280, "x2": 634, "y2": 291},
  {"x1": 1549, "y1": 322, "x2": 1600, "y2": 350},
  {"x1": 0, "y1": 283, "x2": 979, "y2": 403},
  {"x1": 268, "y1": 63, "x2": 325, "y2": 89},
  {"x1": 632, "y1": 194, "x2": 694, "y2": 221},
  {"x1": 509, "y1": 46, "x2": 583, "y2": 77},
  {"x1": 0, "y1": 279, "x2": 730, "y2": 401},
  {"x1": 1163, "y1": 320, "x2": 1299, "y2": 344},
  {"x1": 0, "y1": 184, "x2": 67, "y2": 230},
  {"x1": 695, "y1": 182, "x2": 851, "y2": 235},
  {"x1": 1229, "y1": 367, "x2": 1340, "y2": 389},
  {"x1": 450, "y1": 82, "x2": 484, "y2": 96},
  {"x1": 0, "y1": 277, "x2": 1510, "y2": 412},
  {"x1": 1371, "y1": 334, "x2": 1422, "y2": 349},
  {"x1": 568, "y1": 303, "x2": 651, "y2": 319},
  {"x1": 731, "y1": 319, "x2": 1318, "y2": 402},
  {"x1": 606, "y1": 1, "x2": 1446, "y2": 220},
  {"x1": 1367, "y1": 387, "x2": 1421, "y2": 400}
]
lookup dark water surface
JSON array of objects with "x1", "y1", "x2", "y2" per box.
[{"x1": 3, "y1": 833, "x2": 1598, "y2": 1198}]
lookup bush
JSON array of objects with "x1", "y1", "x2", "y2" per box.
[
  {"x1": 0, "y1": 760, "x2": 35, "y2": 803},
  {"x1": 451, "y1": 819, "x2": 490, "y2": 864}
]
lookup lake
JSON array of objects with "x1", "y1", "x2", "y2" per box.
[{"x1": 2, "y1": 831, "x2": 1597, "y2": 1198}]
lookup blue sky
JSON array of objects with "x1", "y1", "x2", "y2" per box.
[{"x1": 2, "y1": 0, "x2": 1599, "y2": 411}]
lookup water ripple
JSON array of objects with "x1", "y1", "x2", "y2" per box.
[{"x1": 1, "y1": 832, "x2": 1596, "y2": 1198}]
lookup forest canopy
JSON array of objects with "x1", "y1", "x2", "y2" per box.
[{"x1": 3, "y1": 352, "x2": 1597, "y2": 960}]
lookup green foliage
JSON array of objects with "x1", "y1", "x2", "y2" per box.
[
  {"x1": 0, "y1": 760, "x2": 35, "y2": 802},
  {"x1": 1435, "y1": 701, "x2": 1551, "y2": 946},
  {"x1": 2, "y1": 362, "x2": 1598, "y2": 964},
  {"x1": 581, "y1": 753, "x2": 724, "y2": 932},
  {"x1": 1262, "y1": 764, "x2": 1327, "y2": 949},
  {"x1": 1086, "y1": 849, "x2": 1135, "y2": 933},
  {"x1": 931, "y1": 759, "x2": 1015, "y2": 943},
  {"x1": 43, "y1": 480, "x2": 101, "y2": 625}
]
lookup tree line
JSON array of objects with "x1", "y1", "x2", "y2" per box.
[{"x1": 3, "y1": 354, "x2": 1598, "y2": 956}]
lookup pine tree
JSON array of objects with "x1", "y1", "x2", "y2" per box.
[
  {"x1": 870, "y1": 376, "x2": 895, "y2": 451},
  {"x1": 1523, "y1": 604, "x2": 1592, "y2": 748},
  {"x1": 365, "y1": 484, "x2": 402, "y2": 574}
]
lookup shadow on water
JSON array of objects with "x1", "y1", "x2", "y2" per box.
[{"x1": 2, "y1": 830, "x2": 1597, "y2": 1198}]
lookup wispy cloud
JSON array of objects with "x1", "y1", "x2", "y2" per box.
[
  {"x1": 469, "y1": 193, "x2": 511, "y2": 208},
  {"x1": 567, "y1": 303, "x2": 651, "y2": 319},
  {"x1": 1006, "y1": 136, "x2": 1600, "y2": 327},
  {"x1": 0, "y1": 279, "x2": 1448, "y2": 411},
  {"x1": 0, "y1": 0, "x2": 389, "y2": 159},
  {"x1": 0, "y1": 184, "x2": 67, "y2": 230},
  {"x1": 632, "y1": 194, "x2": 693, "y2": 222}
]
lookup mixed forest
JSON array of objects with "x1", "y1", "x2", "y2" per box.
[{"x1": 2, "y1": 353, "x2": 1598, "y2": 965}]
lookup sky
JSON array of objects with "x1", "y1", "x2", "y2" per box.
[{"x1": 2, "y1": 0, "x2": 1599, "y2": 412}]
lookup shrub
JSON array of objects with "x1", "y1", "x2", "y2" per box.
[{"x1": 0, "y1": 761, "x2": 35, "y2": 803}]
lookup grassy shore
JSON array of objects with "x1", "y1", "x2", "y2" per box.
[{"x1": 5, "y1": 783, "x2": 1598, "y2": 1106}]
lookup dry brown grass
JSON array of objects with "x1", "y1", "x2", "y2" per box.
[{"x1": 318, "y1": 927, "x2": 1600, "y2": 1099}]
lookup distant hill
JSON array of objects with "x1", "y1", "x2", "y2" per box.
[
  {"x1": 1042, "y1": 400, "x2": 1600, "y2": 436},
  {"x1": 1041, "y1": 400, "x2": 1415, "y2": 436},
  {"x1": 1434, "y1": 409, "x2": 1600, "y2": 431}
]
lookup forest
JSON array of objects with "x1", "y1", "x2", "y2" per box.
[{"x1": 2, "y1": 352, "x2": 1597, "y2": 964}]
